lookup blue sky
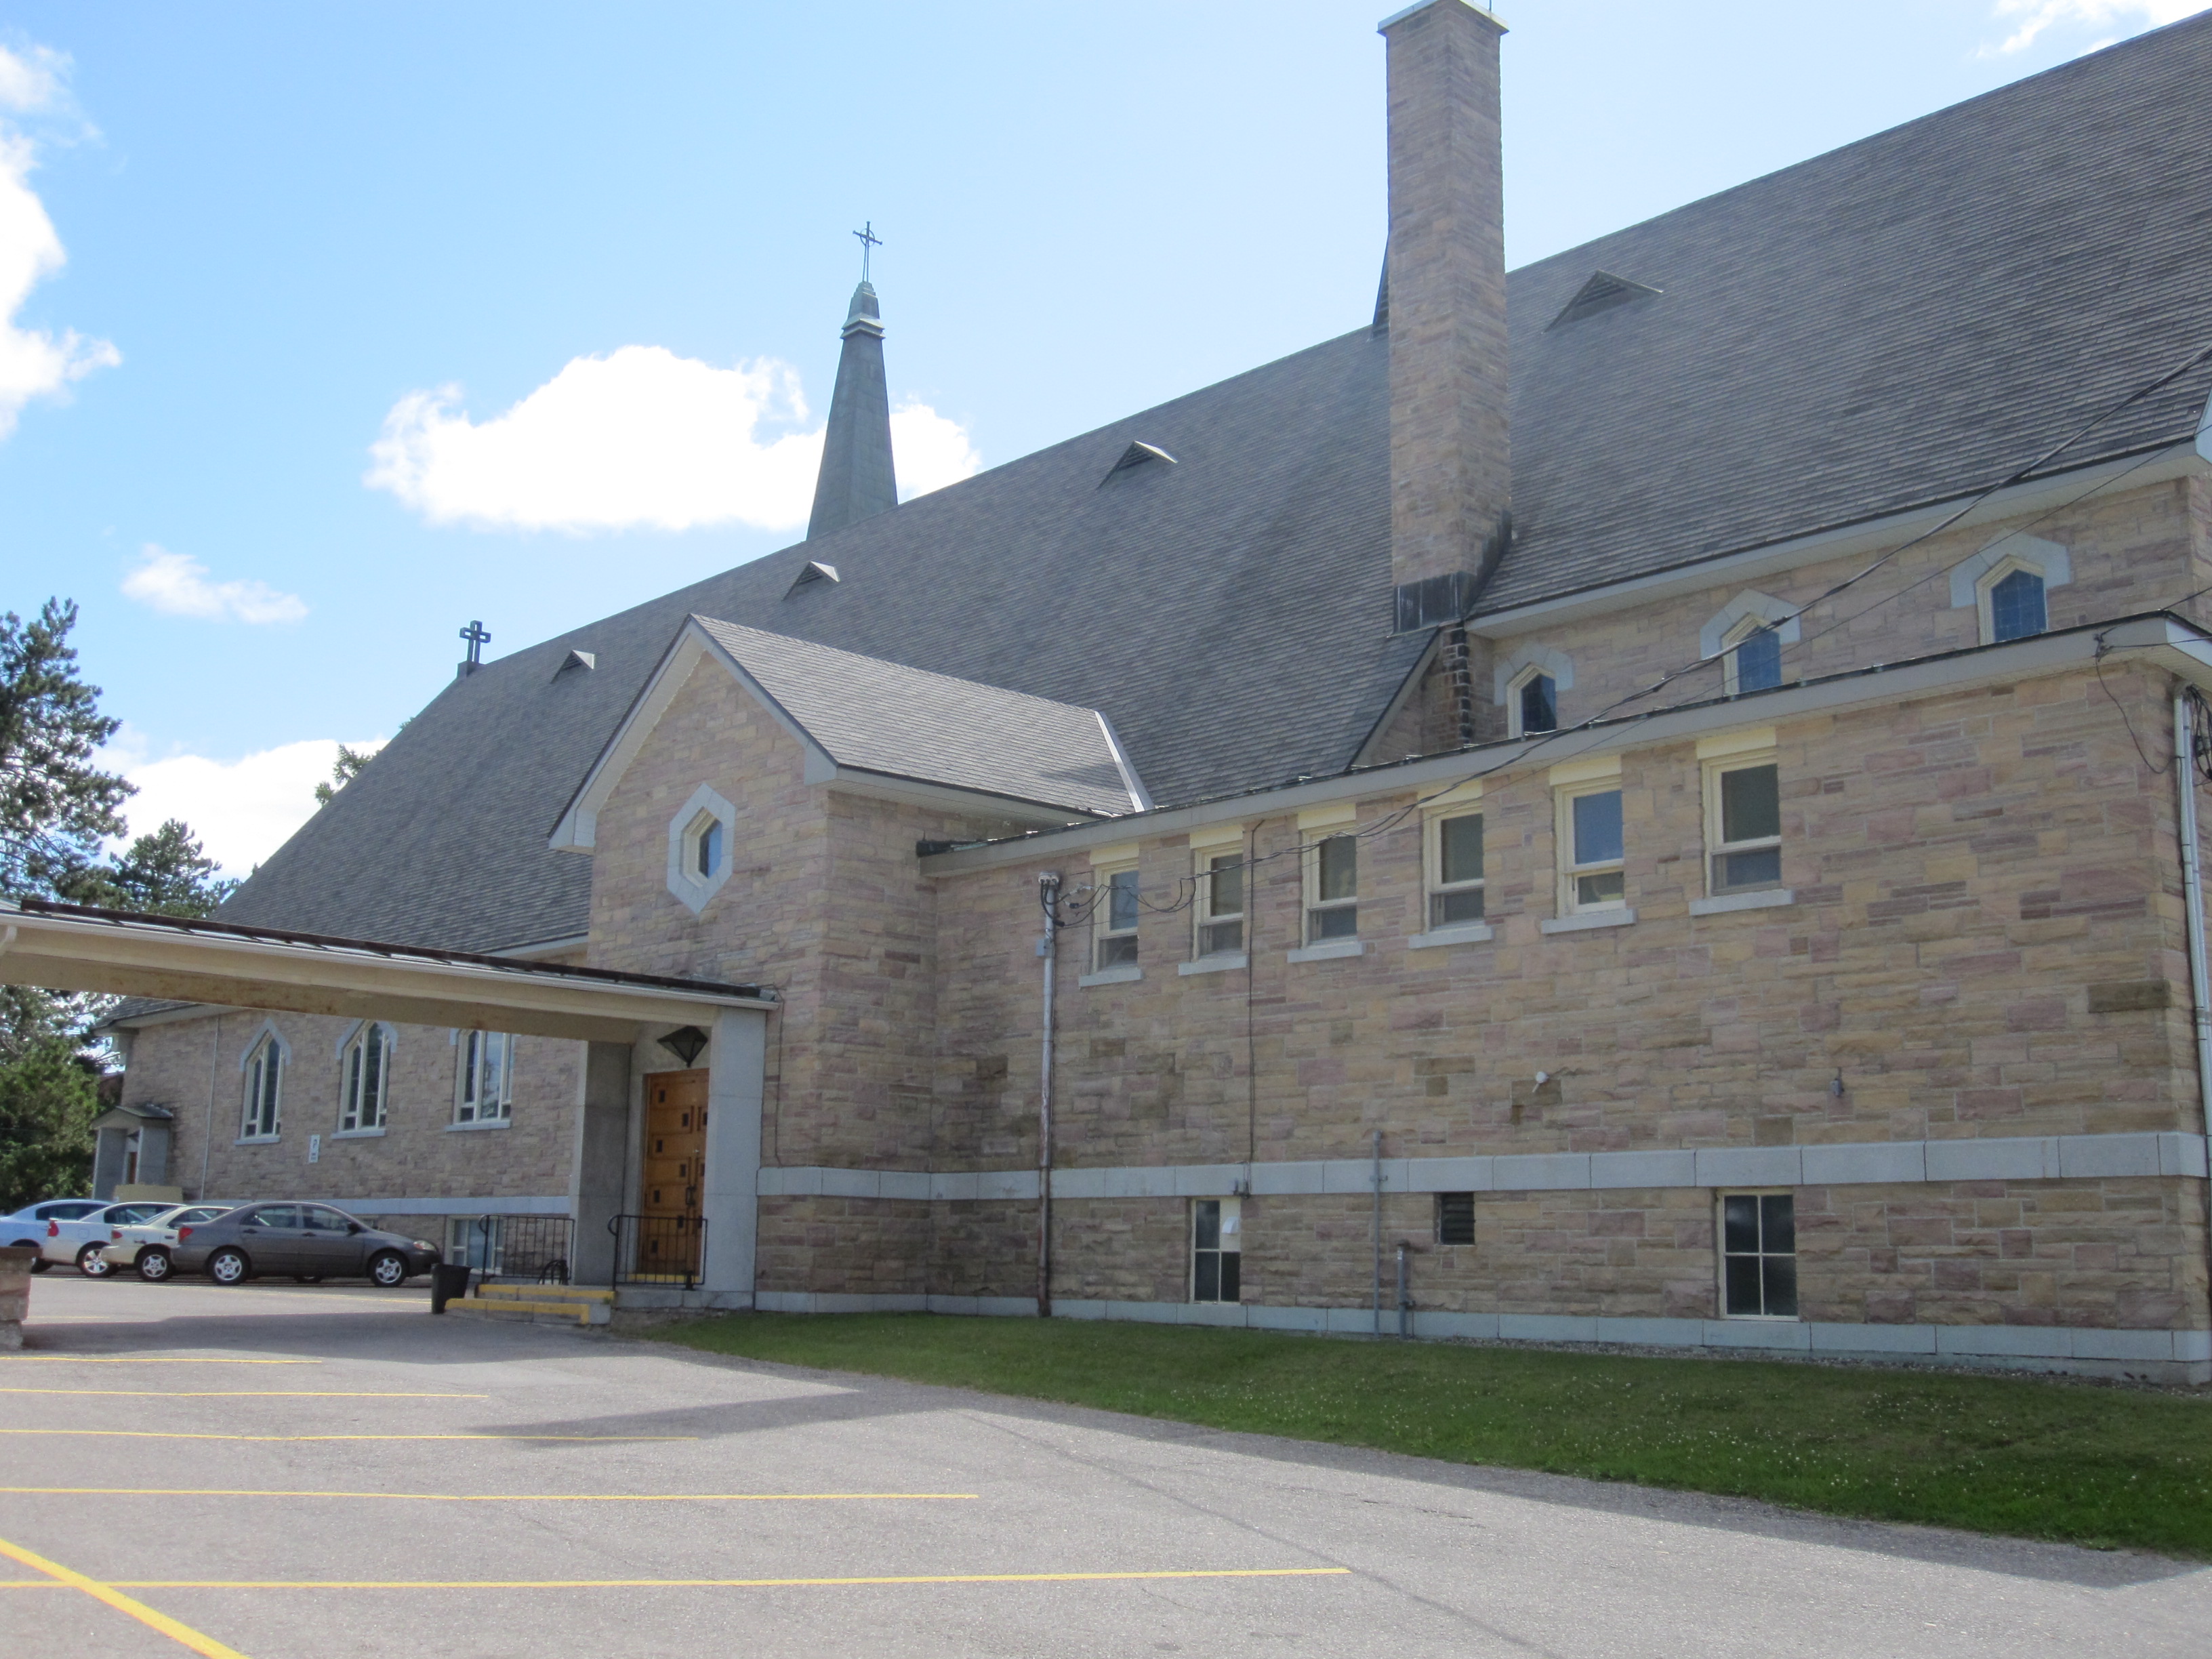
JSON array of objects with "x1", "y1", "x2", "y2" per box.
[{"x1": 0, "y1": 0, "x2": 2201, "y2": 872}]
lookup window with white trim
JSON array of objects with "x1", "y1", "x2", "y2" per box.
[
  {"x1": 1305, "y1": 834, "x2": 1358, "y2": 941},
  {"x1": 1509, "y1": 667, "x2": 1558, "y2": 737},
  {"x1": 1982, "y1": 565, "x2": 2047, "y2": 642},
  {"x1": 1705, "y1": 758, "x2": 1783, "y2": 895},
  {"x1": 1723, "y1": 617, "x2": 1783, "y2": 695},
  {"x1": 241, "y1": 1034, "x2": 283, "y2": 1141},
  {"x1": 1192, "y1": 1197, "x2": 1242, "y2": 1302},
  {"x1": 338, "y1": 1023, "x2": 392, "y2": 1132},
  {"x1": 1557, "y1": 784, "x2": 1625, "y2": 914},
  {"x1": 1426, "y1": 811, "x2": 1485, "y2": 928},
  {"x1": 1194, "y1": 849, "x2": 1245, "y2": 956},
  {"x1": 457, "y1": 1031, "x2": 516, "y2": 1124},
  {"x1": 1720, "y1": 1192, "x2": 1797, "y2": 1317},
  {"x1": 1092, "y1": 865, "x2": 1139, "y2": 970}
]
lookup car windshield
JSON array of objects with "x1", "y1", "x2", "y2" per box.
[
  {"x1": 181, "y1": 1207, "x2": 231, "y2": 1223},
  {"x1": 105, "y1": 1204, "x2": 166, "y2": 1224}
]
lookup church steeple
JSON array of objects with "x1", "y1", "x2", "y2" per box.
[{"x1": 806, "y1": 265, "x2": 899, "y2": 541}]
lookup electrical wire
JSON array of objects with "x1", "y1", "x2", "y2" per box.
[{"x1": 1036, "y1": 355, "x2": 2212, "y2": 923}]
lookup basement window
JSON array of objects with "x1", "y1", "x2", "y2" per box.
[
  {"x1": 1436, "y1": 1192, "x2": 1475, "y2": 1247},
  {"x1": 1427, "y1": 811, "x2": 1486, "y2": 928},
  {"x1": 1305, "y1": 835, "x2": 1358, "y2": 942},
  {"x1": 1720, "y1": 1192, "x2": 1797, "y2": 1317},
  {"x1": 1093, "y1": 866, "x2": 1140, "y2": 970},
  {"x1": 1192, "y1": 1197, "x2": 1242, "y2": 1303}
]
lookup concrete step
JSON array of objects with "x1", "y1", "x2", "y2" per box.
[
  {"x1": 472, "y1": 1282, "x2": 614, "y2": 1306},
  {"x1": 447, "y1": 1295, "x2": 609, "y2": 1327}
]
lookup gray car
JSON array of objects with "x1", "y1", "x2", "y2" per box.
[{"x1": 170, "y1": 1202, "x2": 441, "y2": 1287}]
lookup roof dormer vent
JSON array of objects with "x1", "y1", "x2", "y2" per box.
[
  {"x1": 1547, "y1": 270, "x2": 1663, "y2": 331},
  {"x1": 784, "y1": 560, "x2": 840, "y2": 598},
  {"x1": 1101, "y1": 441, "x2": 1176, "y2": 486},
  {"x1": 553, "y1": 649, "x2": 596, "y2": 679}
]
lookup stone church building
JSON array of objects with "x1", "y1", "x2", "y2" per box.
[{"x1": 63, "y1": 3, "x2": 2212, "y2": 1380}]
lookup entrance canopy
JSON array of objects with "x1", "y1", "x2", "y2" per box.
[{"x1": 0, "y1": 899, "x2": 775, "y2": 1044}]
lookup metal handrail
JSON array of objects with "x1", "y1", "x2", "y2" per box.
[{"x1": 607, "y1": 1212, "x2": 705, "y2": 1290}]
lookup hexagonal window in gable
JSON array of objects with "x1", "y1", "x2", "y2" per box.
[{"x1": 665, "y1": 783, "x2": 738, "y2": 914}]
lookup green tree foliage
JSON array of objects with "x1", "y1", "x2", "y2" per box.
[
  {"x1": 0, "y1": 599, "x2": 235, "y2": 1204},
  {"x1": 314, "y1": 740, "x2": 376, "y2": 805},
  {"x1": 56, "y1": 819, "x2": 239, "y2": 917},
  {"x1": 0, "y1": 600, "x2": 129, "y2": 896}
]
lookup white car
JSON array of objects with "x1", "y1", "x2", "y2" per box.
[
  {"x1": 100, "y1": 1204, "x2": 238, "y2": 1282},
  {"x1": 0, "y1": 1200, "x2": 178, "y2": 1275}
]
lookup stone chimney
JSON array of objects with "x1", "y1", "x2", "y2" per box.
[{"x1": 1380, "y1": 0, "x2": 1511, "y2": 632}]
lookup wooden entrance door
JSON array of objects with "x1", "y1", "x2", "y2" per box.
[{"x1": 638, "y1": 1069, "x2": 708, "y2": 1281}]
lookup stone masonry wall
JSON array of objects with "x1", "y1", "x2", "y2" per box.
[
  {"x1": 926, "y1": 659, "x2": 2210, "y2": 1330},
  {"x1": 117, "y1": 1008, "x2": 579, "y2": 1210}
]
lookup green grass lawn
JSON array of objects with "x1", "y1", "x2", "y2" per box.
[{"x1": 648, "y1": 1313, "x2": 2212, "y2": 1558}]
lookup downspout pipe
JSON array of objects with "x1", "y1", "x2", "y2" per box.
[
  {"x1": 1037, "y1": 872, "x2": 1061, "y2": 1319},
  {"x1": 2172, "y1": 695, "x2": 2212, "y2": 1340},
  {"x1": 1372, "y1": 1129, "x2": 1384, "y2": 1337}
]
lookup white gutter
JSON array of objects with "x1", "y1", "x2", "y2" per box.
[
  {"x1": 922, "y1": 613, "x2": 2212, "y2": 876},
  {"x1": 1466, "y1": 446, "x2": 2209, "y2": 638},
  {"x1": 0, "y1": 902, "x2": 774, "y2": 1046}
]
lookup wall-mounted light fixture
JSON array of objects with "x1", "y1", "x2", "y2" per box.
[
  {"x1": 658, "y1": 1025, "x2": 710, "y2": 1067},
  {"x1": 1829, "y1": 1071, "x2": 1846, "y2": 1098}
]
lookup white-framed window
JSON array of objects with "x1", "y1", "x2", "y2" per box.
[
  {"x1": 682, "y1": 810, "x2": 724, "y2": 882},
  {"x1": 1719, "y1": 1191, "x2": 1797, "y2": 1317},
  {"x1": 1425, "y1": 811, "x2": 1485, "y2": 928},
  {"x1": 1556, "y1": 783, "x2": 1625, "y2": 914},
  {"x1": 1305, "y1": 834, "x2": 1358, "y2": 942},
  {"x1": 1191, "y1": 1197, "x2": 1242, "y2": 1303},
  {"x1": 665, "y1": 783, "x2": 737, "y2": 914},
  {"x1": 1722, "y1": 617, "x2": 1784, "y2": 695},
  {"x1": 1951, "y1": 533, "x2": 2070, "y2": 645},
  {"x1": 457, "y1": 1031, "x2": 516, "y2": 1124},
  {"x1": 1194, "y1": 849, "x2": 1245, "y2": 957},
  {"x1": 1092, "y1": 865, "x2": 1139, "y2": 970},
  {"x1": 1509, "y1": 666, "x2": 1558, "y2": 737},
  {"x1": 337, "y1": 1023, "x2": 393, "y2": 1133},
  {"x1": 241, "y1": 1033, "x2": 283, "y2": 1141},
  {"x1": 1980, "y1": 563, "x2": 2047, "y2": 643},
  {"x1": 1705, "y1": 757, "x2": 1783, "y2": 895}
]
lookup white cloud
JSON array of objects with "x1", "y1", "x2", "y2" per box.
[
  {"x1": 0, "y1": 44, "x2": 116, "y2": 441},
  {"x1": 105, "y1": 729, "x2": 387, "y2": 876},
  {"x1": 121, "y1": 544, "x2": 308, "y2": 625},
  {"x1": 1988, "y1": 0, "x2": 2211, "y2": 52},
  {"x1": 365, "y1": 346, "x2": 981, "y2": 533}
]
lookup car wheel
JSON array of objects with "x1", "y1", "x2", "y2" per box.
[
  {"x1": 366, "y1": 1250, "x2": 408, "y2": 1288},
  {"x1": 293, "y1": 1275, "x2": 324, "y2": 1284},
  {"x1": 136, "y1": 1248, "x2": 173, "y2": 1284},
  {"x1": 11, "y1": 1240, "x2": 51, "y2": 1273},
  {"x1": 76, "y1": 1243, "x2": 114, "y2": 1278},
  {"x1": 207, "y1": 1247, "x2": 251, "y2": 1285}
]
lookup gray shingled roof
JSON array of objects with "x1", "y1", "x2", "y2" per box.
[
  {"x1": 682, "y1": 618, "x2": 1146, "y2": 816},
  {"x1": 218, "y1": 17, "x2": 2212, "y2": 954}
]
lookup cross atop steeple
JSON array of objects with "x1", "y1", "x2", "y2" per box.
[
  {"x1": 853, "y1": 221, "x2": 882, "y2": 283},
  {"x1": 459, "y1": 619, "x2": 491, "y2": 670}
]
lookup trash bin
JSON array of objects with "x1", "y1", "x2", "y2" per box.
[{"x1": 429, "y1": 1263, "x2": 472, "y2": 1313}]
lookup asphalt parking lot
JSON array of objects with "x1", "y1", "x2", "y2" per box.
[{"x1": 1, "y1": 1277, "x2": 2207, "y2": 1658}]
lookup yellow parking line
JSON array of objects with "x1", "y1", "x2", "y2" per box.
[
  {"x1": 0, "y1": 1533, "x2": 253, "y2": 1657},
  {"x1": 0, "y1": 1357, "x2": 320, "y2": 1364},
  {"x1": 0, "y1": 1488, "x2": 977, "y2": 1502},
  {"x1": 0, "y1": 1430, "x2": 693, "y2": 1442},
  {"x1": 0, "y1": 1390, "x2": 487, "y2": 1398},
  {"x1": 0, "y1": 1571, "x2": 1341, "y2": 1594}
]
